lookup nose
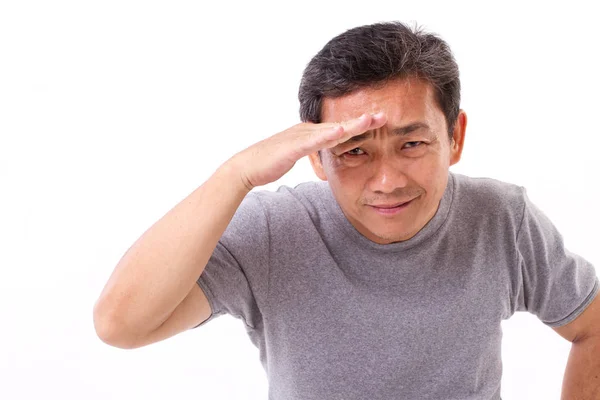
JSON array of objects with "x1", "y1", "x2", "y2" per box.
[{"x1": 366, "y1": 156, "x2": 409, "y2": 194}]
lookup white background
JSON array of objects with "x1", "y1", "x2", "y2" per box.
[{"x1": 1, "y1": 0, "x2": 599, "y2": 399}]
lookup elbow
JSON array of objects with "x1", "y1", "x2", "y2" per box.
[{"x1": 93, "y1": 301, "x2": 141, "y2": 350}]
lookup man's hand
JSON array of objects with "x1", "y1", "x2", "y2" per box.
[{"x1": 231, "y1": 112, "x2": 387, "y2": 190}]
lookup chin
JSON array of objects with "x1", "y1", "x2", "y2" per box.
[{"x1": 371, "y1": 229, "x2": 412, "y2": 244}]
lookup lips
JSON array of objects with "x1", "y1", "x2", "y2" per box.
[{"x1": 370, "y1": 200, "x2": 411, "y2": 208}]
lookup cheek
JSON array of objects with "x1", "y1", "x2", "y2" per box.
[
  {"x1": 418, "y1": 161, "x2": 448, "y2": 203},
  {"x1": 326, "y1": 171, "x2": 366, "y2": 209},
  {"x1": 413, "y1": 148, "x2": 447, "y2": 174},
  {"x1": 416, "y1": 166, "x2": 444, "y2": 201},
  {"x1": 326, "y1": 158, "x2": 365, "y2": 185},
  {"x1": 327, "y1": 155, "x2": 359, "y2": 171}
]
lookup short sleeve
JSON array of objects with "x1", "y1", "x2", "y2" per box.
[
  {"x1": 191, "y1": 191, "x2": 270, "y2": 330},
  {"x1": 515, "y1": 188, "x2": 599, "y2": 327}
]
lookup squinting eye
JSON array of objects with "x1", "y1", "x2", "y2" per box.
[
  {"x1": 345, "y1": 148, "x2": 365, "y2": 156},
  {"x1": 404, "y1": 141, "x2": 423, "y2": 149}
]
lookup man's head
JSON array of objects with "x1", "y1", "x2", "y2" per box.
[{"x1": 302, "y1": 21, "x2": 467, "y2": 244}]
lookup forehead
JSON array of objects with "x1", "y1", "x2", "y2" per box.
[{"x1": 320, "y1": 77, "x2": 439, "y2": 122}]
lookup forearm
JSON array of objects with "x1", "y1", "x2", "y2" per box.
[
  {"x1": 94, "y1": 156, "x2": 250, "y2": 339},
  {"x1": 561, "y1": 336, "x2": 600, "y2": 399}
]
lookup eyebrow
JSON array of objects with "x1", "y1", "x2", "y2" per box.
[{"x1": 342, "y1": 122, "x2": 431, "y2": 145}]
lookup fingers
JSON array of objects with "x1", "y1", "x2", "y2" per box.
[
  {"x1": 323, "y1": 111, "x2": 388, "y2": 144},
  {"x1": 294, "y1": 112, "x2": 388, "y2": 157},
  {"x1": 323, "y1": 114, "x2": 368, "y2": 141},
  {"x1": 369, "y1": 111, "x2": 387, "y2": 130}
]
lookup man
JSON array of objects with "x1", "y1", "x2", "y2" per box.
[{"x1": 93, "y1": 21, "x2": 600, "y2": 399}]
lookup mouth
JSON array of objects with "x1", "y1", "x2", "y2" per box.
[
  {"x1": 368, "y1": 198, "x2": 415, "y2": 215},
  {"x1": 370, "y1": 200, "x2": 411, "y2": 208}
]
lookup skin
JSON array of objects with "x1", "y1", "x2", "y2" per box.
[{"x1": 308, "y1": 76, "x2": 467, "y2": 244}]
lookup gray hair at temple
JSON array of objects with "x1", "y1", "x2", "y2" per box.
[{"x1": 298, "y1": 21, "x2": 461, "y2": 140}]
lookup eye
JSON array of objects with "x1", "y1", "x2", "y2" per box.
[
  {"x1": 345, "y1": 148, "x2": 365, "y2": 156},
  {"x1": 403, "y1": 141, "x2": 423, "y2": 149}
]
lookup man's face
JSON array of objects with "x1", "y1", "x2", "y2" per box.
[{"x1": 308, "y1": 77, "x2": 466, "y2": 244}]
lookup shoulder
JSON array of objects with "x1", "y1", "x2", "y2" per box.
[
  {"x1": 450, "y1": 172, "x2": 527, "y2": 229},
  {"x1": 452, "y1": 172, "x2": 525, "y2": 209},
  {"x1": 251, "y1": 180, "x2": 326, "y2": 218}
]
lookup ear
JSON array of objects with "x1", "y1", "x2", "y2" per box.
[
  {"x1": 308, "y1": 151, "x2": 328, "y2": 181},
  {"x1": 449, "y1": 110, "x2": 467, "y2": 166}
]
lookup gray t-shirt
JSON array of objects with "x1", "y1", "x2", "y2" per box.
[{"x1": 194, "y1": 171, "x2": 599, "y2": 400}]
